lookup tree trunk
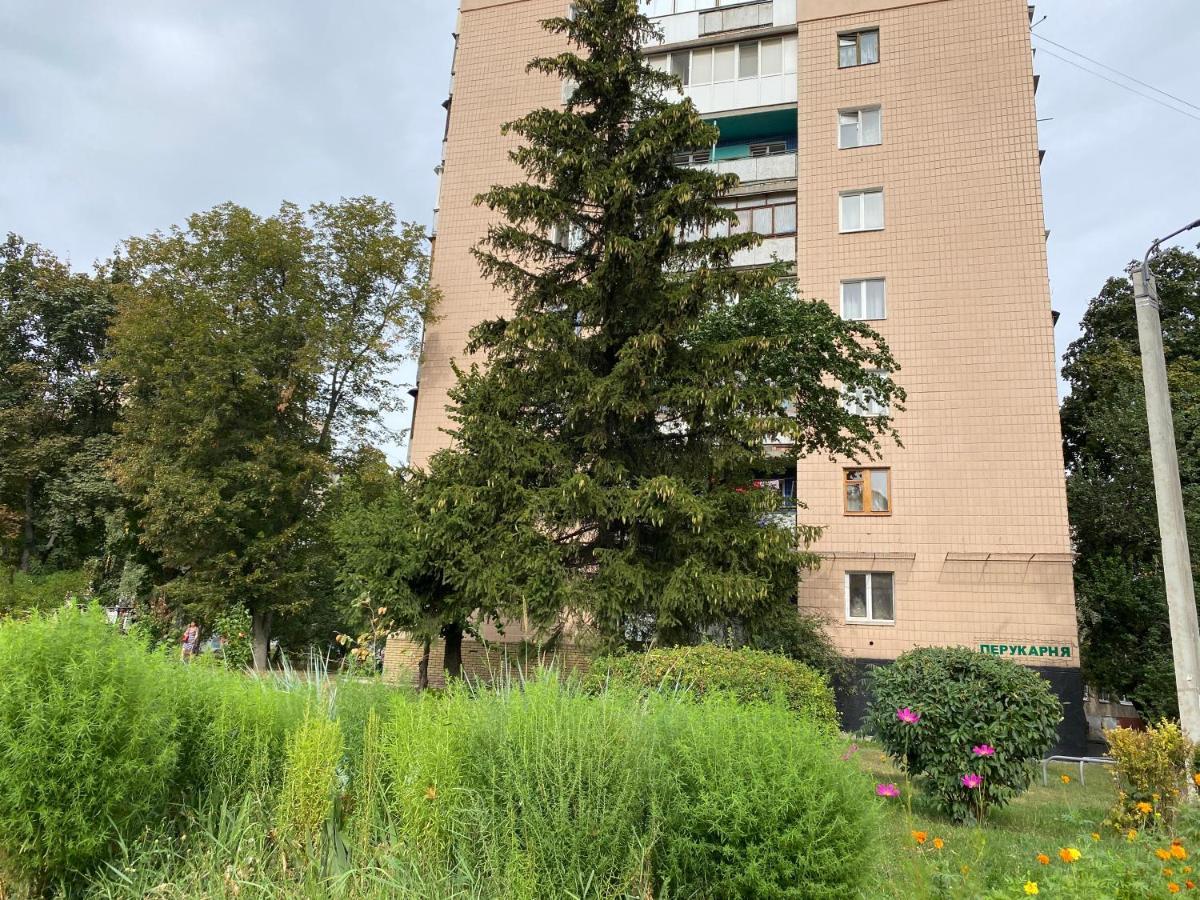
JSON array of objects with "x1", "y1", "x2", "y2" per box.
[
  {"x1": 417, "y1": 636, "x2": 431, "y2": 691},
  {"x1": 19, "y1": 479, "x2": 35, "y2": 573},
  {"x1": 251, "y1": 608, "x2": 274, "y2": 671},
  {"x1": 443, "y1": 622, "x2": 464, "y2": 681}
]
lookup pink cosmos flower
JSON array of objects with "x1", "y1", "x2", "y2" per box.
[
  {"x1": 876, "y1": 783, "x2": 900, "y2": 798},
  {"x1": 896, "y1": 707, "x2": 921, "y2": 725},
  {"x1": 961, "y1": 773, "x2": 983, "y2": 789},
  {"x1": 972, "y1": 744, "x2": 996, "y2": 757}
]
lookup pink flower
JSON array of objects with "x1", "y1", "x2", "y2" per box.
[
  {"x1": 896, "y1": 707, "x2": 921, "y2": 725},
  {"x1": 961, "y1": 773, "x2": 983, "y2": 789},
  {"x1": 972, "y1": 744, "x2": 996, "y2": 757},
  {"x1": 876, "y1": 783, "x2": 900, "y2": 798}
]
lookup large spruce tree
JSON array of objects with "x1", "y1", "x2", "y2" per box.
[{"x1": 420, "y1": 0, "x2": 903, "y2": 650}]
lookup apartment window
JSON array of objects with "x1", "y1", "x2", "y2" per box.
[
  {"x1": 739, "y1": 42, "x2": 758, "y2": 79},
  {"x1": 748, "y1": 140, "x2": 788, "y2": 157},
  {"x1": 753, "y1": 476, "x2": 797, "y2": 511},
  {"x1": 648, "y1": 38, "x2": 793, "y2": 87},
  {"x1": 843, "y1": 370, "x2": 890, "y2": 416},
  {"x1": 841, "y1": 279, "x2": 886, "y2": 320},
  {"x1": 839, "y1": 106, "x2": 882, "y2": 148},
  {"x1": 700, "y1": 2, "x2": 772, "y2": 35},
  {"x1": 671, "y1": 52, "x2": 691, "y2": 85},
  {"x1": 844, "y1": 467, "x2": 890, "y2": 515},
  {"x1": 713, "y1": 192, "x2": 797, "y2": 238},
  {"x1": 839, "y1": 29, "x2": 880, "y2": 68},
  {"x1": 847, "y1": 572, "x2": 894, "y2": 623},
  {"x1": 839, "y1": 189, "x2": 884, "y2": 232},
  {"x1": 673, "y1": 148, "x2": 713, "y2": 165}
]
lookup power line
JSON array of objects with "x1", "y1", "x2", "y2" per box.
[
  {"x1": 1032, "y1": 33, "x2": 1200, "y2": 114},
  {"x1": 1035, "y1": 46, "x2": 1200, "y2": 124}
]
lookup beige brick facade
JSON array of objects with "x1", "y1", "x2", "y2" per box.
[{"x1": 403, "y1": 0, "x2": 1079, "y2": 696}]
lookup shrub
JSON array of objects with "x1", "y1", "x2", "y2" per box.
[
  {"x1": 277, "y1": 708, "x2": 344, "y2": 848},
  {"x1": 1105, "y1": 719, "x2": 1193, "y2": 830},
  {"x1": 0, "y1": 605, "x2": 179, "y2": 890},
  {"x1": 376, "y1": 673, "x2": 869, "y2": 898},
  {"x1": 0, "y1": 567, "x2": 90, "y2": 618},
  {"x1": 867, "y1": 646, "x2": 1062, "y2": 821},
  {"x1": 174, "y1": 663, "x2": 308, "y2": 802},
  {"x1": 211, "y1": 605, "x2": 253, "y2": 669},
  {"x1": 656, "y1": 696, "x2": 876, "y2": 898},
  {"x1": 588, "y1": 644, "x2": 840, "y2": 732}
]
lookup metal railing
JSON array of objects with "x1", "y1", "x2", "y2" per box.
[{"x1": 1041, "y1": 755, "x2": 1115, "y2": 787}]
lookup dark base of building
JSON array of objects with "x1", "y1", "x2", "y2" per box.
[{"x1": 834, "y1": 658, "x2": 1088, "y2": 757}]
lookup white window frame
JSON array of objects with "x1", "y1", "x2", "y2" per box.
[
  {"x1": 841, "y1": 278, "x2": 886, "y2": 321},
  {"x1": 648, "y1": 36, "x2": 794, "y2": 88},
  {"x1": 839, "y1": 189, "x2": 884, "y2": 233},
  {"x1": 838, "y1": 106, "x2": 882, "y2": 149},
  {"x1": 843, "y1": 370, "x2": 890, "y2": 416},
  {"x1": 846, "y1": 572, "x2": 895, "y2": 624}
]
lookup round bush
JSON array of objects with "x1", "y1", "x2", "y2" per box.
[
  {"x1": 867, "y1": 646, "x2": 1063, "y2": 821},
  {"x1": 0, "y1": 605, "x2": 180, "y2": 889},
  {"x1": 589, "y1": 645, "x2": 840, "y2": 732}
]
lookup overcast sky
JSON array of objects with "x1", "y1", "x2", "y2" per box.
[{"x1": 2, "y1": 0, "x2": 1198, "y2": 460}]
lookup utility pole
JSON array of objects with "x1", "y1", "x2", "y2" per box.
[{"x1": 1130, "y1": 218, "x2": 1200, "y2": 741}]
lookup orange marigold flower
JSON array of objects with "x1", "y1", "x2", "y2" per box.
[
  {"x1": 1187, "y1": 881, "x2": 1195, "y2": 890},
  {"x1": 1058, "y1": 847, "x2": 1081, "y2": 863},
  {"x1": 1036, "y1": 854, "x2": 1050, "y2": 866},
  {"x1": 1159, "y1": 849, "x2": 1174, "y2": 862},
  {"x1": 1060, "y1": 774, "x2": 1071, "y2": 784},
  {"x1": 933, "y1": 837, "x2": 945, "y2": 850},
  {"x1": 1173, "y1": 845, "x2": 1189, "y2": 861},
  {"x1": 1128, "y1": 829, "x2": 1139, "y2": 842},
  {"x1": 912, "y1": 831, "x2": 928, "y2": 845},
  {"x1": 1168, "y1": 884, "x2": 1181, "y2": 894},
  {"x1": 1137, "y1": 802, "x2": 1154, "y2": 814}
]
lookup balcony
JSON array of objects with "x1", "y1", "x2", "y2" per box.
[
  {"x1": 641, "y1": 0, "x2": 797, "y2": 48},
  {"x1": 700, "y1": 151, "x2": 796, "y2": 183},
  {"x1": 647, "y1": 35, "x2": 798, "y2": 116}
]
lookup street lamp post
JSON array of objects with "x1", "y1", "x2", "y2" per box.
[{"x1": 1130, "y1": 218, "x2": 1200, "y2": 741}]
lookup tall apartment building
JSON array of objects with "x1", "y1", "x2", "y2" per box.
[{"x1": 405, "y1": 0, "x2": 1084, "y2": 748}]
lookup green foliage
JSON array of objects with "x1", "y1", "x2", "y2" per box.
[
  {"x1": 868, "y1": 647, "x2": 1063, "y2": 822},
  {"x1": 416, "y1": 0, "x2": 902, "y2": 648},
  {"x1": 656, "y1": 697, "x2": 876, "y2": 898},
  {"x1": 1104, "y1": 719, "x2": 1193, "y2": 831},
  {"x1": 173, "y1": 662, "x2": 308, "y2": 802},
  {"x1": 1061, "y1": 245, "x2": 1200, "y2": 719},
  {"x1": 0, "y1": 234, "x2": 120, "y2": 573},
  {"x1": 738, "y1": 600, "x2": 851, "y2": 682},
  {"x1": 211, "y1": 604, "x2": 253, "y2": 670},
  {"x1": 0, "y1": 605, "x2": 178, "y2": 889},
  {"x1": 106, "y1": 198, "x2": 435, "y2": 665},
  {"x1": 0, "y1": 566, "x2": 89, "y2": 617},
  {"x1": 277, "y1": 708, "x2": 344, "y2": 849},
  {"x1": 590, "y1": 644, "x2": 840, "y2": 733}
]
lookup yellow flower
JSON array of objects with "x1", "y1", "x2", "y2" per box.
[
  {"x1": 1024, "y1": 882, "x2": 1039, "y2": 896},
  {"x1": 1036, "y1": 853, "x2": 1050, "y2": 866},
  {"x1": 912, "y1": 830, "x2": 928, "y2": 845},
  {"x1": 1128, "y1": 829, "x2": 1139, "y2": 842},
  {"x1": 1166, "y1": 868, "x2": 1176, "y2": 877},
  {"x1": 961, "y1": 865, "x2": 970, "y2": 876},
  {"x1": 1193, "y1": 773, "x2": 1200, "y2": 788},
  {"x1": 1159, "y1": 849, "x2": 1174, "y2": 862},
  {"x1": 1184, "y1": 866, "x2": 1192, "y2": 874},
  {"x1": 1060, "y1": 774, "x2": 1071, "y2": 784},
  {"x1": 1137, "y1": 801, "x2": 1154, "y2": 814},
  {"x1": 1091, "y1": 832, "x2": 1101, "y2": 841},
  {"x1": 933, "y1": 837, "x2": 945, "y2": 850},
  {"x1": 424, "y1": 785, "x2": 438, "y2": 801},
  {"x1": 1058, "y1": 847, "x2": 1081, "y2": 863},
  {"x1": 1172, "y1": 845, "x2": 1189, "y2": 861}
]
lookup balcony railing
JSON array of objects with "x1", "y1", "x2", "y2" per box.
[{"x1": 699, "y1": 151, "x2": 796, "y2": 183}]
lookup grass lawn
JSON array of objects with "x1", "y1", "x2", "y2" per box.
[{"x1": 853, "y1": 740, "x2": 1199, "y2": 899}]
